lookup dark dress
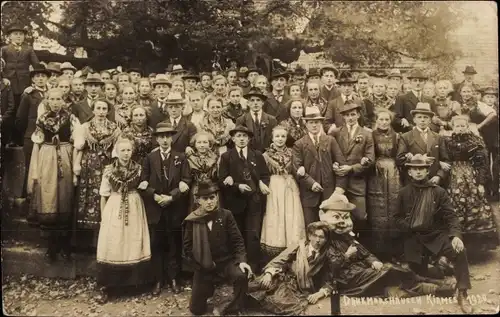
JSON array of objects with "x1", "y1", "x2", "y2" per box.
[
  {"x1": 121, "y1": 125, "x2": 154, "y2": 164},
  {"x1": 366, "y1": 128, "x2": 401, "y2": 260}
]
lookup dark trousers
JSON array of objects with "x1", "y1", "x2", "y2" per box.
[
  {"x1": 149, "y1": 216, "x2": 183, "y2": 284},
  {"x1": 46, "y1": 229, "x2": 72, "y2": 256},
  {"x1": 409, "y1": 242, "x2": 472, "y2": 291},
  {"x1": 22, "y1": 137, "x2": 33, "y2": 197},
  {"x1": 303, "y1": 206, "x2": 320, "y2": 228},
  {"x1": 346, "y1": 193, "x2": 368, "y2": 242},
  {"x1": 233, "y1": 199, "x2": 262, "y2": 273},
  {"x1": 189, "y1": 261, "x2": 248, "y2": 315},
  {"x1": 12, "y1": 94, "x2": 23, "y2": 145}
]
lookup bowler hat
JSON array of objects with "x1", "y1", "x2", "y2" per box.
[
  {"x1": 320, "y1": 65, "x2": 339, "y2": 77},
  {"x1": 271, "y1": 69, "x2": 290, "y2": 81},
  {"x1": 337, "y1": 72, "x2": 357, "y2": 85},
  {"x1": 30, "y1": 63, "x2": 51, "y2": 77},
  {"x1": 319, "y1": 194, "x2": 356, "y2": 212},
  {"x1": 410, "y1": 102, "x2": 435, "y2": 117},
  {"x1": 481, "y1": 86, "x2": 498, "y2": 96},
  {"x1": 338, "y1": 101, "x2": 361, "y2": 114},
  {"x1": 229, "y1": 125, "x2": 254, "y2": 137},
  {"x1": 405, "y1": 153, "x2": 434, "y2": 167},
  {"x1": 153, "y1": 122, "x2": 177, "y2": 136},
  {"x1": 83, "y1": 73, "x2": 105, "y2": 85},
  {"x1": 303, "y1": 106, "x2": 325, "y2": 121},
  {"x1": 462, "y1": 66, "x2": 477, "y2": 75},
  {"x1": 152, "y1": 74, "x2": 172, "y2": 87},
  {"x1": 46, "y1": 62, "x2": 62, "y2": 75},
  {"x1": 306, "y1": 68, "x2": 321, "y2": 79},
  {"x1": 165, "y1": 92, "x2": 185, "y2": 105},
  {"x1": 182, "y1": 71, "x2": 200, "y2": 81},
  {"x1": 243, "y1": 87, "x2": 268, "y2": 101},
  {"x1": 60, "y1": 62, "x2": 77, "y2": 72},
  {"x1": 6, "y1": 24, "x2": 27, "y2": 35},
  {"x1": 294, "y1": 65, "x2": 307, "y2": 76},
  {"x1": 406, "y1": 69, "x2": 428, "y2": 80},
  {"x1": 196, "y1": 181, "x2": 220, "y2": 197},
  {"x1": 387, "y1": 69, "x2": 403, "y2": 79}
]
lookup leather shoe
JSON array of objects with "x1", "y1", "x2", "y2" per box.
[
  {"x1": 152, "y1": 281, "x2": 162, "y2": 296},
  {"x1": 96, "y1": 287, "x2": 108, "y2": 304},
  {"x1": 171, "y1": 279, "x2": 181, "y2": 294},
  {"x1": 457, "y1": 290, "x2": 473, "y2": 314}
]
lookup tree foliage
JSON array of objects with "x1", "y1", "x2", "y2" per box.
[{"x1": 1, "y1": 0, "x2": 465, "y2": 75}]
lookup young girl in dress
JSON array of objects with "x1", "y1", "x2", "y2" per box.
[
  {"x1": 27, "y1": 88, "x2": 80, "y2": 262},
  {"x1": 96, "y1": 136, "x2": 151, "y2": 303},
  {"x1": 121, "y1": 105, "x2": 154, "y2": 164},
  {"x1": 260, "y1": 126, "x2": 305, "y2": 262}
]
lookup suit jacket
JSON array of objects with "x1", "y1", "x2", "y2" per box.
[
  {"x1": 331, "y1": 126, "x2": 375, "y2": 195},
  {"x1": 1, "y1": 44, "x2": 39, "y2": 94},
  {"x1": 140, "y1": 149, "x2": 192, "y2": 226},
  {"x1": 235, "y1": 112, "x2": 277, "y2": 152},
  {"x1": 218, "y1": 147, "x2": 270, "y2": 213},
  {"x1": 163, "y1": 116, "x2": 198, "y2": 152},
  {"x1": 264, "y1": 93, "x2": 289, "y2": 122},
  {"x1": 396, "y1": 128, "x2": 449, "y2": 184},
  {"x1": 393, "y1": 91, "x2": 437, "y2": 133},
  {"x1": 183, "y1": 208, "x2": 247, "y2": 271},
  {"x1": 320, "y1": 85, "x2": 341, "y2": 102},
  {"x1": 16, "y1": 89, "x2": 44, "y2": 139},
  {"x1": 292, "y1": 134, "x2": 347, "y2": 208},
  {"x1": 148, "y1": 100, "x2": 168, "y2": 129}
]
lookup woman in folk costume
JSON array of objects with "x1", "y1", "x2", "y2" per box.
[
  {"x1": 279, "y1": 98, "x2": 308, "y2": 147},
  {"x1": 27, "y1": 88, "x2": 80, "y2": 262},
  {"x1": 137, "y1": 77, "x2": 154, "y2": 108},
  {"x1": 431, "y1": 80, "x2": 459, "y2": 136},
  {"x1": 103, "y1": 80, "x2": 119, "y2": 108},
  {"x1": 366, "y1": 109, "x2": 402, "y2": 260},
  {"x1": 73, "y1": 99, "x2": 121, "y2": 250},
  {"x1": 249, "y1": 222, "x2": 335, "y2": 315},
  {"x1": 36, "y1": 76, "x2": 73, "y2": 119},
  {"x1": 198, "y1": 96, "x2": 235, "y2": 155},
  {"x1": 120, "y1": 105, "x2": 154, "y2": 164},
  {"x1": 260, "y1": 125, "x2": 306, "y2": 261},
  {"x1": 443, "y1": 115, "x2": 498, "y2": 251},
  {"x1": 114, "y1": 83, "x2": 140, "y2": 129},
  {"x1": 96, "y1": 136, "x2": 151, "y2": 303},
  {"x1": 186, "y1": 131, "x2": 219, "y2": 211}
]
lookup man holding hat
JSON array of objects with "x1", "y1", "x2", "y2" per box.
[
  {"x1": 140, "y1": 122, "x2": 192, "y2": 295},
  {"x1": 149, "y1": 74, "x2": 172, "y2": 128},
  {"x1": 236, "y1": 87, "x2": 278, "y2": 152},
  {"x1": 183, "y1": 181, "x2": 251, "y2": 316},
  {"x1": 320, "y1": 65, "x2": 341, "y2": 102},
  {"x1": 452, "y1": 66, "x2": 481, "y2": 102},
  {"x1": 71, "y1": 73, "x2": 106, "y2": 123},
  {"x1": 394, "y1": 154, "x2": 473, "y2": 313},
  {"x1": 264, "y1": 69, "x2": 290, "y2": 121},
  {"x1": 218, "y1": 125, "x2": 271, "y2": 272},
  {"x1": 293, "y1": 106, "x2": 347, "y2": 227},
  {"x1": 394, "y1": 69, "x2": 437, "y2": 133},
  {"x1": 396, "y1": 102, "x2": 450, "y2": 186}
]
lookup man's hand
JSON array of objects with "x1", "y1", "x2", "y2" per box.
[
  {"x1": 238, "y1": 184, "x2": 252, "y2": 193},
  {"x1": 239, "y1": 262, "x2": 253, "y2": 279},
  {"x1": 429, "y1": 176, "x2": 441, "y2": 185},
  {"x1": 259, "y1": 181, "x2": 270, "y2": 195},
  {"x1": 154, "y1": 194, "x2": 162, "y2": 203},
  {"x1": 138, "y1": 181, "x2": 149, "y2": 190},
  {"x1": 371, "y1": 261, "x2": 383, "y2": 271},
  {"x1": 307, "y1": 291, "x2": 324, "y2": 304},
  {"x1": 223, "y1": 176, "x2": 234, "y2": 186},
  {"x1": 345, "y1": 245, "x2": 357, "y2": 258},
  {"x1": 360, "y1": 157, "x2": 371, "y2": 166},
  {"x1": 73, "y1": 174, "x2": 78, "y2": 186},
  {"x1": 432, "y1": 116, "x2": 443, "y2": 125},
  {"x1": 260, "y1": 272, "x2": 273, "y2": 289},
  {"x1": 311, "y1": 182, "x2": 324, "y2": 192},
  {"x1": 451, "y1": 236, "x2": 464, "y2": 253},
  {"x1": 335, "y1": 165, "x2": 352, "y2": 176},
  {"x1": 439, "y1": 161, "x2": 451, "y2": 171},
  {"x1": 2, "y1": 78, "x2": 10, "y2": 87},
  {"x1": 328, "y1": 124, "x2": 339, "y2": 134},
  {"x1": 297, "y1": 166, "x2": 305, "y2": 177},
  {"x1": 401, "y1": 118, "x2": 410, "y2": 127},
  {"x1": 405, "y1": 152, "x2": 414, "y2": 160},
  {"x1": 179, "y1": 181, "x2": 189, "y2": 193},
  {"x1": 159, "y1": 195, "x2": 173, "y2": 207},
  {"x1": 185, "y1": 146, "x2": 195, "y2": 156}
]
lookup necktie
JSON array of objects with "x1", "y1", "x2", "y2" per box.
[
  {"x1": 315, "y1": 134, "x2": 320, "y2": 147},
  {"x1": 308, "y1": 250, "x2": 316, "y2": 262},
  {"x1": 421, "y1": 131, "x2": 428, "y2": 143},
  {"x1": 347, "y1": 126, "x2": 352, "y2": 142},
  {"x1": 254, "y1": 112, "x2": 260, "y2": 126},
  {"x1": 239, "y1": 149, "x2": 245, "y2": 160},
  {"x1": 173, "y1": 119, "x2": 178, "y2": 128}
]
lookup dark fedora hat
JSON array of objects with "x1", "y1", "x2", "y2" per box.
[
  {"x1": 294, "y1": 65, "x2": 307, "y2": 76},
  {"x1": 243, "y1": 87, "x2": 268, "y2": 101},
  {"x1": 182, "y1": 71, "x2": 200, "y2": 81},
  {"x1": 196, "y1": 181, "x2": 220, "y2": 197},
  {"x1": 406, "y1": 69, "x2": 428, "y2": 80},
  {"x1": 405, "y1": 153, "x2": 434, "y2": 167},
  {"x1": 320, "y1": 65, "x2": 339, "y2": 77},
  {"x1": 481, "y1": 86, "x2": 498, "y2": 96},
  {"x1": 271, "y1": 68, "x2": 290, "y2": 81},
  {"x1": 462, "y1": 66, "x2": 477, "y2": 75},
  {"x1": 306, "y1": 67, "x2": 321, "y2": 79},
  {"x1": 229, "y1": 125, "x2": 254, "y2": 137},
  {"x1": 338, "y1": 101, "x2": 361, "y2": 114},
  {"x1": 30, "y1": 63, "x2": 51, "y2": 77},
  {"x1": 337, "y1": 72, "x2": 358, "y2": 85},
  {"x1": 153, "y1": 122, "x2": 177, "y2": 136},
  {"x1": 6, "y1": 24, "x2": 27, "y2": 35},
  {"x1": 83, "y1": 73, "x2": 105, "y2": 85}
]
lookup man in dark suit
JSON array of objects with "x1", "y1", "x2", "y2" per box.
[
  {"x1": 320, "y1": 65, "x2": 341, "y2": 102},
  {"x1": 160, "y1": 92, "x2": 197, "y2": 152},
  {"x1": 396, "y1": 102, "x2": 450, "y2": 187},
  {"x1": 1, "y1": 58, "x2": 16, "y2": 148},
  {"x1": 393, "y1": 69, "x2": 437, "y2": 133},
  {"x1": 183, "y1": 181, "x2": 252, "y2": 316},
  {"x1": 264, "y1": 69, "x2": 290, "y2": 121},
  {"x1": 140, "y1": 122, "x2": 192, "y2": 295},
  {"x1": 148, "y1": 74, "x2": 172, "y2": 129},
  {"x1": 71, "y1": 73, "x2": 106, "y2": 123},
  {"x1": 236, "y1": 87, "x2": 277, "y2": 152},
  {"x1": 292, "y1": 106, "x2": 347, "y2": 227},
  {"x1": 451, "y1": 66, "x2": 481, "y2": 102},
  {"x1": 330, "y1": 102, "x2": 375, "y2": 239},
  {"x1": 394, "y1": 154, "x2": 473, "y2": 314},
  {"x1": 218, "y1": 125, "x2": 271, "y2": 272}
]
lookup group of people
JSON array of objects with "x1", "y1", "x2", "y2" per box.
[{"x1": 1, "y1": 24, "x2": 499, "y2": 315}]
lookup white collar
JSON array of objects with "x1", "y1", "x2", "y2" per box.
[
  {"x1": 308, "y1": 244, "x2": 318, "y2": 258},
  {"x1": 308, "y1": 132, "x2": 321, "y2": 141},
  {"x1": 236, "y1": 146, "x2": 248, "y2": 157},
  {"x1": 251, "y1": 110, "x2": 262, "y2": 119},
  {"x1": 416, "y1": 126, "x2": 429, "y2": 134},
  {"x1": 412, "y1": 90, "x2": 421, "y2": 97},
  {"x1": 347, "y1": 123, "x2": 359, "y2": 132}
]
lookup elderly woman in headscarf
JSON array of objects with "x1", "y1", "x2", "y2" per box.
[{"x1": 248, "y1": 221, "x2": 336, "y2": 315}]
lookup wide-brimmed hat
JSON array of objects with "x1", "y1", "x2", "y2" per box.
[
  {"x1": 406, "y1": 69, "x2": 428, "y2": 80},
  {"x1": 387, "y1": 69, "x2": 402, "y2": 79},
  {"x1": 152, "y1": 74, "x2": 172, "y2": 87},
  {"x1": 337, "y1": 72, "x2": 357, "y2": 85},
  {"x1": 306, "y1": 68, "x2": 321, "y2": 79},
  {"x1": 196, "y1": 181, "x2": 220, "y2": 197},
  {"x1": 294, "y1": 65, "x2": 307, "y2": 76},
  {"x1": 170, "y1": 64, "x2": 186, "y2": 75},
  {"x1": 462, "y1": 66, "x2": 477, "y2": 75},
  {"x1": 243, "y1": 87, "x2": 268, "y2": 101},
  {"x1": 153, "y1": 122, "x2": 177, "y2": 136},
  {"x1": 30, "y1": 63, "x2": 51, "y2": 77},
  {"x1": 60, "y1": 62, "x2": 77, "y2": 72},
  {"x1": 338, "y1": 101, "x2": 361, "y2": 114},
  {"x1": 481, "y1": 86, "x2": 498, "y2": 96},
  {"x1": 370, "y1": 70, "x2": 387, "y2": 78},
  {"x1": 320, "y1": 65, "x2": 339, "y2": 77},
  {"x1": 271, "y1": 68, "x2": 290, "y2": 81},
  {"x1": 410, "y1": 102, "x2": 435, "y2": 117},
  {"x1": 229, "y1": 125, "x2": 254, "y2": 137},
  {"x1": 6, "y1": 24, "x2": 27, "y2": 35},
  {"x1": 405, "y1": 153, "x2": 434, "y2": 167},
  {"x1": 319, "y1": 194, "x2": 356, "y2": 211},
  {"x1": 165, "y1": 92, "x2": 185, "y2": 105},
  {"x1": 182, "y1": 71, "x2": 200, "y2": 81},
  {"x1": 303, "y1": 106, "x2": 325, "y2": 121},
  {"x1": 83, "y1": 73, "x2": 105, "y2": 85},
  {"x1": 46, "y1": 62, "x2": 62, "y2": 75}
]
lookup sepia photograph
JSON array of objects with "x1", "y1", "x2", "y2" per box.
[{"x1": 1, "y1": 0, "x2": 499, "y2": 315}]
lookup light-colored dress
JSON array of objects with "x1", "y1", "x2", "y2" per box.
[{"x1": 260, "y1": 144, "x2": 305, "y2": 259}]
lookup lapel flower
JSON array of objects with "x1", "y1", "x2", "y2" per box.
[
  {"x1": 250, "y1": 161, "x2": 257, "y2": 167},
  {"x1": 354, "y1": 134, "x2": 363, "y2": 143},
  {"x1": 260, "y1": 121, "x2": 268, "y2": 129},
  {"x1": 215, "y1": 217, "x2": 223, "y2": 225},
  {"x1": 174, "y1": 155, "x2": 181, "y2": 166}
]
